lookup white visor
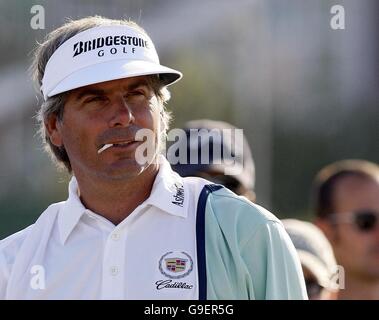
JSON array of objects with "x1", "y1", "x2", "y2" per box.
[{"x1": 41, "y1": 25, "x2": 182, "y2": 100}]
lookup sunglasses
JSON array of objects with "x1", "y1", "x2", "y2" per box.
[{"x1": 329, "y1": 210, "x2": 379, "y2": 232}]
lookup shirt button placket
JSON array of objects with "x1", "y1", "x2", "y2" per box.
[{"x1": 102, "y1": 229, "x2": 125, "y2": 299}]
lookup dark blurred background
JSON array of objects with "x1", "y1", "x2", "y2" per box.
[{"x1": 0, "y1": 0, "x2": 378, "y2": 238}]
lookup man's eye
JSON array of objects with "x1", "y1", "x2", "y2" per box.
[
  {"x1": 127, "y1": 90, "x2": 145, "y2": 97},
  {"x1": 85, "y1": 96, "x2": 106, "y2": 103}
]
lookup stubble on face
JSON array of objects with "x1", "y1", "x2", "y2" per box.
[{"x1": 58, "y1": 76, "x2": 163, "y2": 183}]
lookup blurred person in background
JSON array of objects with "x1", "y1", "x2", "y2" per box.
[
  {"x1": 313, "y1": 159, "x2": 379, "y2": 300},
  {"x1": 282, "y1": 219, "x2": 339, "y2": 300},
  {"x1": 0, "y1": 16, "x2": 306, "y2": 300},
  {"x1": 171, "y1": 119, "x2": 256, "y2": 202}
]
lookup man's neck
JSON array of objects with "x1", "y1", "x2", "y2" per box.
[
  {"x1": 74, "y1": 163, "x2": 159, "y2": 225},
  {"x1": 338, "y1": 274, "x2": 379, "y2": 300}
]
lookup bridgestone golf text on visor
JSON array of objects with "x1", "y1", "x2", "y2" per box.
[{"x1": 41, "y1": 25, "x2": 182, "y2": 100}]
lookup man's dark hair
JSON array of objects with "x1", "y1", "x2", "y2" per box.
[{"x1": 312, "y1": 159, "x2": 379, "y2": 219}]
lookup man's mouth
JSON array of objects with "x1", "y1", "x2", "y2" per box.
[{"x1": 97, "y1": 141, "x2": 137, "y2": 154}]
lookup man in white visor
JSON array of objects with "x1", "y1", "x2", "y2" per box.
[{"x1": 0, "y1": 16, "x2": 307, "y2": 300}]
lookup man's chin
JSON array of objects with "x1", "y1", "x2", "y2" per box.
[{"x1": 100, "y1": 158, "x2": 156, "y2": 180}]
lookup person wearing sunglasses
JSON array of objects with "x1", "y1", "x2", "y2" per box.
[
  {"x1": 282, "y1": 219, "x2": 339, "y2": 300},
  {"x1": 313, "y1": 159, "x2": 379, "y2": 300}
]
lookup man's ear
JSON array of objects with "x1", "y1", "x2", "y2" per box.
[
  {"x1": 45, "y1": 114, "x2": 63, "y2": 147},
  {"x1": 315, "y1": 218, "x2": 337, "y2": 244}
]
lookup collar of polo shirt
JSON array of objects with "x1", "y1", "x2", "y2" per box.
[
  {"x1": 41, "y1": 25, "x2": 182, "y2": 100},
  {"x1": 58, "y1": 156, "x2": 188, "y2": 245}
]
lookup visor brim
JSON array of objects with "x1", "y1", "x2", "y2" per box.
[{"x1": 46, "y1": 59, "x2": 182, "y2": 98}]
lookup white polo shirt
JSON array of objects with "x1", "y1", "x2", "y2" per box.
[{"x1": 0, "y1": 157, "x2": 207, "y2": 299}]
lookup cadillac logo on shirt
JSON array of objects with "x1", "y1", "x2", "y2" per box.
[
  {"x1": 158, "y1": 251, "x2": 193, "y2": 279},
  {"x1": 166, "y1": 258, "x2": 187, "y2": 272}
]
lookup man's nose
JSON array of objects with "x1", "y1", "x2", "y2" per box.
[{"x1": 108, "y1": 96, "x2": 135, "y2": 127}]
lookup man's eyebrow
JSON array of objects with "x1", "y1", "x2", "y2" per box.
[
  {"x1": 74, "y1": 79, "x2": 151, "y2": 100},
  {"x1": 75, "y1": 88, "x2": 106, "y2": 101}
]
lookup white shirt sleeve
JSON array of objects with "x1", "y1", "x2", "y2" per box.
[{"x1": 0, "y1": 249, "x2": 9, "y2": 299}]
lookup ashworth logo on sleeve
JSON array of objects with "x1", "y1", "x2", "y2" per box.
[
  {"x1": 155, "y1": 251, "x2": 194, "y2": 290},
  {"x1": 73, "y1": 34, "x2": 150, "y2": 58}
]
